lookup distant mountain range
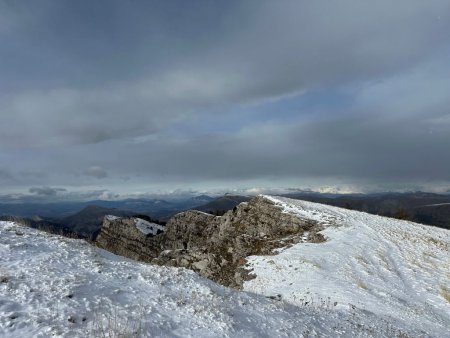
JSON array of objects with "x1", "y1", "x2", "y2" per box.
[
  {"x1": 0, "y1": 195, "x2": 219, "y2": 239},
  {"x1": 0, "y1": 195, "x2": 217, "y2": 217},
  {"x1": 1, "y1": 192, "x2": 449, "y2": 239},
  {"x1": 59, "y1": 205, "x2": 137, "y2": 239},
  {"x1": 0, "y1": 214, "x2": 85, "y2": 239},
  {"x1": 0, "y1": 206, "x2": 137, "y2": 240},
  {"x1": 282, "y1": 191, "x2": 450, "y2": 230},
  {"x1": 192, "y1": 195, "x2": 251, "y2": 215}
]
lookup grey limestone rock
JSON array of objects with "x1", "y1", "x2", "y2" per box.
[{"x1": 96, "y1": 196, "x2": 325, "y2": 288}]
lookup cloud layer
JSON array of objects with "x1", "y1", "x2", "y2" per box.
[
  {"x1": 29, "y1": 187, "x2": 67, "y2": 196},
  {"x1": 1, "y1": 0, "x2": 449, "y2": 197}
]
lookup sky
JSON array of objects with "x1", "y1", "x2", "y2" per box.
[{"x1": 1, "y1": 0, "x2": 450, "y2": 201}]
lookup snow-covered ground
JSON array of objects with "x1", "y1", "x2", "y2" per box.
[
  {"x1": 245, "y1": 196, "x2": 450, "y2": 337},
  {"x1": 0, "y1": 221, "x2": 411, "y2": 338},
  {"x1": 1, "y1": 195, "x2": 449, "y2": 337}
]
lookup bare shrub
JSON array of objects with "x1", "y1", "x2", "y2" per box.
[{"x1": 89, "y1": 306, "x2": 145, "y2": 338}]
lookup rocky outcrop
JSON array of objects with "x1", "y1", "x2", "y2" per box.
[
  {"x1": 96, "y1": 196, "x2": 325, "y2": 288},
  {"x1": 96, "y1": 217, "x2": 161, "y2": 261}
]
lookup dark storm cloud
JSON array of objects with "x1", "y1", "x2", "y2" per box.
[{"x1": 1, "y1": 0, "x2": 449, "y2": 195}]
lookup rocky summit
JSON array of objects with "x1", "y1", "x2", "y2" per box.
[{"x1": 96, "y1": 195, "x2": 325, "y2": 288}]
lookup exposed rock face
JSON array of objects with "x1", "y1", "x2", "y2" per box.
[
  {"x1": 96, "y1": 196, "x2": 325, "y2": 288},
  {"x1": 96, "y1": 218, "x2": 161, "y2": 261}
]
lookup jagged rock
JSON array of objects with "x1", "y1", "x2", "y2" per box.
[{"x1": 96, "y1": 196, "x2": 325, "y2": 288}]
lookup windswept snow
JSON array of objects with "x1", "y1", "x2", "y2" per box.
[
  {"x1": 134, "y1": 218, "x2": 165, "y2": 235},
  {"x1": 0, "y1": 221, "x2": 424, "y2": 338},
  {"x1": 244, "y1": 196, "x2": 450, "y2": 337}
]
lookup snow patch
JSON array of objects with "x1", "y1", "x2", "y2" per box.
[
  {"x1": 134, "y1": 218, "x2": 165, "y2": 235},
  {"x1": 105, "y1": 215, "x2": 121, "y2": 221}
]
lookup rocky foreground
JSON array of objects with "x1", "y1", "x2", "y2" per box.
[{"x1": 96, "y1": 196, "x2": 325, "y2": 288}]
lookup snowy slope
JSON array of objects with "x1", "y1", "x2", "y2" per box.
[
  {"x1": 244, "y1": 196, "x2": 450, "y2": 337},
  {"x1": 0, "y1": 221, "x2": 424, "y2": 338}
]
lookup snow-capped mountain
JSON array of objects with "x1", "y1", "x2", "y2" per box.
[{"x1": 1, "y1": 195, "x2": 449, "y2": 337}]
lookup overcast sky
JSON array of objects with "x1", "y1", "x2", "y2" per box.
[{"x1": 1, "y1": 0, "x2": 450, "y2": 201}]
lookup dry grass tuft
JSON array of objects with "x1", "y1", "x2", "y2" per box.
[
  {"x1": 298, "y1": 259, "x2": 321, "y2": 269},
  {"x1": 357, "y1": 280, "x2": 368, "y2": 289},
  {"x1": 440, "y1": 285, "x2": 450, "y2": 303}
]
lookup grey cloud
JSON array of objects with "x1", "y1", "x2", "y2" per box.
[
  {"x1": 0, "y1": 1, "x2": 449, "y2": 196},
  {"x1": 0, "y1": 169, "x2": 14, "y2": 181},
  {"x1": 207, "y1": 1, "x2": 450, "y2": 98},
  {"x1": 0, "y1": 72, "x2": 241, "y2": 146},
  {"x1": 29, "y1": 187, "x2": 67, "y2": 196},
  {"x1": 0, "y1": 189, "x2": 119, "y2": 203},
  {"x1": 63, "y1": 60, "x2": 450, "y2": 186},
  {"x1": 1, "y1": 1, "x2": 449, "y2": 147},
  {"x1": 83, "y1": 166, "x2": 108, "y2": 179},
  {"x1": 19, "y1": 171, "x2": 47, "y2": 179},
  {"x1": 39, "y1": 119, "x2": 447, "y2": 189},
  {"x1": 2, "y1": 77, "x2": 450, "y2": 192}
]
